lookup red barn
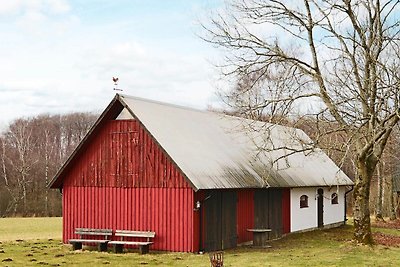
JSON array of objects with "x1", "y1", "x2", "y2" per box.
[{"x1": 50, "y1": 94, "x2": 353, "y2": 252}]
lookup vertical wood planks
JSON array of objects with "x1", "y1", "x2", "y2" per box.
[
  {"x1": 237, "y1": 189, "x2": 254, "y2": 243},
  {"x1": 282, "y1": 188, "x2": 291, "y2": 234},
  {"x1": 63, "y1": 186, "x2": 195, "y2": 252},
  {"x1": 63, "y1": 120, "x2": 190, "y2": 189}
]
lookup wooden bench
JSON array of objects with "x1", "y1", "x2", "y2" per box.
[
  {"x1": 108, "y1": 230, "x2": 155, "y2": 254},
  {"x1": 69, "y1": 228, "x2": 113, "y2": 252}
]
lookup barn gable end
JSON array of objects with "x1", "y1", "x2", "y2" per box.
[{"x1": 62, "y1": 119, "x2": 191, "y2": 189}]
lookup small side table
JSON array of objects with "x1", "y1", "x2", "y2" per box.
[{"x1": 247, "y1": 228, "x2": 272, "y2": 247}]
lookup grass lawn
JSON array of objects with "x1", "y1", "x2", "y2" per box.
[
  {"x1": 1, "y1": 217, "x2": 400, "y2": 266},
  {"x1": 0, "y1": 217, "x2": 62, "y2": 242}
]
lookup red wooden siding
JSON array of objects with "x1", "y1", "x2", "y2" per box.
[
  {"x1": 282, "y1": 188, "x2": 291, "y2": 234},
  {"x1": 63, "y1": 120, "x2": 190, "y2": 188},
  {"x1": 63, "y1": 186, "x2": 195, "y2": 252},
  {"x1": 237, "y1": 189, "x2": 254, "y2": 243}
]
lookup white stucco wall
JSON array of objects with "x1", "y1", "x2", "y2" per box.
[
  {"x1": 323, "y1": 186, "x2": 346, "y2": 225},
  {"x1": 290, "y1": 186, "x2": 346, "y2": 232},
  {"x1": 291, "y1": 187, "x2": 317, "y2": 232}
]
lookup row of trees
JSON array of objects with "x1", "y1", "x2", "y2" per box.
[{"x1": 0, "y1": 113, "x2": 97, "y2": 217}]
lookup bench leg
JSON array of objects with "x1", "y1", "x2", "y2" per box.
[
  {"x1": 139, "y1": 245, "x2": 149, "y2": 254},
  {"x1": 98, "y1": 243, "x2": 108, "y2": 252},
  {"x1": 72, "y1": 242, "x2": 82, "y2": 250},
  {"x1": 113, "y1": 244, "x2": 124, "y2": 253}
]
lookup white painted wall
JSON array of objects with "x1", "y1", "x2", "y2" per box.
[
  {"x1": 290, "y1": 187, "x2": 317, "y2": 232},
  {"x1": 323, "y1": 186, "x2": 346, "y2": 225},
  {"x1": 290, "y1": 186, "x2": 346, "y2": 232}
]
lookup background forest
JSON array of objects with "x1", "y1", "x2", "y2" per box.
[{"x1": 0, "y1": 113, "x2": 97, "y2": 217}]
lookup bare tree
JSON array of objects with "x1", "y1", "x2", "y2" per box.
[
  {"x1": 203, "y1": 0, "x2": 400, "y2": 244},
  {"x1": 1, "y1": 137, "x2": 20, "y2": 216},
  {"x1": 1, "y1": 119, "x2": 39, "y2": 215}
]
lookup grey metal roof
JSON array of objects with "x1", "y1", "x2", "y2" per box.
[{"x1": 119, "y1": 94, "x2": 353, "y2": 190}]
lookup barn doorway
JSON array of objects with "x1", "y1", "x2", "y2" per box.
[
  {"x1": 317, "y1": 188, "x2": 324, "y2": 228},
  {"x1": 203, "y1": 190, "x2": 237, "y2": 251}
]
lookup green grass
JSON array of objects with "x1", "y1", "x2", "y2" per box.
[
  {"x1": 1, "y1": 218, "x2": 400, "y2": 266},
  {"x1": 0, "y1": 217, "x2": 62, "y2": 241}
]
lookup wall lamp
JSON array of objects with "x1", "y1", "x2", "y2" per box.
[{"x1": 194, "y1": 200, "x2": 201, "y2": 211}]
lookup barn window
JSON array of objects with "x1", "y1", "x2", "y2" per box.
[
  {"x1": 300, "y1": 195, "x2": 308, "y2": 208},
  {"x1": 331, "y1": 193, "x2": 338, "y2": 204}
]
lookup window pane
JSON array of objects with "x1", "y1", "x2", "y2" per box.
[
  {"x1": 331, "y1": 193, "x2": 338, "y2": 204},
  {"x1": 300, "y1": 195, "x2": 308, "y2": 208}
]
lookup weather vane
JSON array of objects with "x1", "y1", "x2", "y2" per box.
[{"x1": 113, "y1": 77, "x2": 123, "y2": 91}]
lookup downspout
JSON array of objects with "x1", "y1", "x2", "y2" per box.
[{"x1": 344, "y1": 185, "x2": 354, "y2": 223}]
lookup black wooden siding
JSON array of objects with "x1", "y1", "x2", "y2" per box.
[
  {"x1": 254, "y1": 188, "x2": 283, "y2": 240},
  {"x1": 203, "y1": 190, "x2": 237, "y2": 251}
]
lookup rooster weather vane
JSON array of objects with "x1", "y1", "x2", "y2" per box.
[{"x1": 113, "y1": 77, "x2": 123, "y2": 91}]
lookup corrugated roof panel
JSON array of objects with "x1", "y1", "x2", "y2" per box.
[{"x1": 119, "y1": 94, "x2": 353, "y2": 190}]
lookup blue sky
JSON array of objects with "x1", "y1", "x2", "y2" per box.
[{"x1": 0, "y1": 0, "x2": 224, "y2": 129}]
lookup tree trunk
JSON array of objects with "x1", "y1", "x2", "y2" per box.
[
  {"x1": 390, "y1": 194, "x2": 397, "y2": 220},
  {"x1": 22, "y1": 180, "x2": 27, "y2": 216},
  {"x1": 397, "y1": 193, "x2": 400, "y2": 218},
  {"x1": 353, "y1": 158, "x2": 373, "y2": 244},
  {"x1": 45, "y1": 150, "x2": 49, "y2": 217},
  {"x1": 389, "y1": 175, "x2": 397, "y2": 220},
  {"x1": 376, "y1": 162, "x2": 384, "y2": 221}
]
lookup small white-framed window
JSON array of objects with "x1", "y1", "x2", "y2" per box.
[
  {"x1": 300, "y1": 195, "x2": 309, "y2": 208},
  {"x1": 331, "y1": 193, "x2": 338, "y2": 204}
]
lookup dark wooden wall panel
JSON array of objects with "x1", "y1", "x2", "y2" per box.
[
  {"x1": 222, "y1": 191, "x2": 237, "y2": 249},
  {"x1": 203, "y1": 191, "x2": 222, "y2": 252},
  {"x1": 254, "y1": 188, "x2": 283, "y2": 240},
  {"x1": 203, "y1": 190, "x2": 238, "y2": 251}
]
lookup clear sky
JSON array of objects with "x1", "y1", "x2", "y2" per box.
[{"x1": 0, "y1": 0, "x2": 224, "y2": 129}]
